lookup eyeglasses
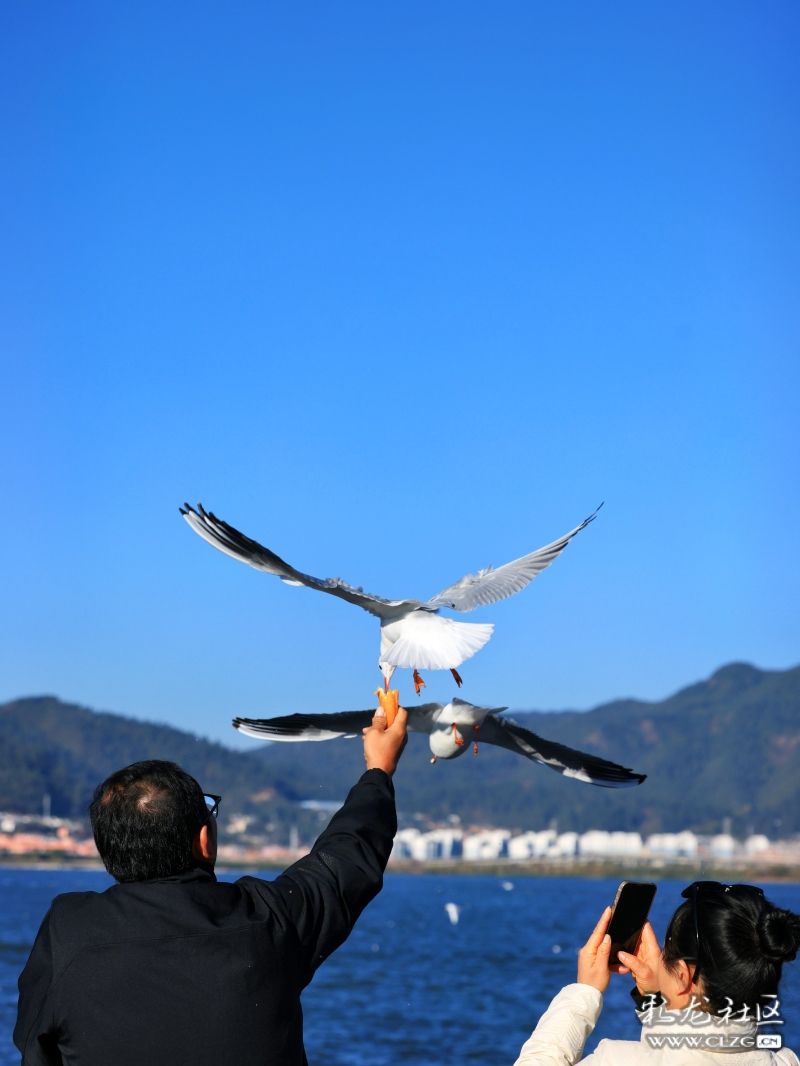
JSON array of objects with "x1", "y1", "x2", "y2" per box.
[
  {"x1": 203, "y1": 793, "x2": 222, "y2": 819},
  {"x1": 680, "y1": 882, "x2": 764, "y2": 982}
]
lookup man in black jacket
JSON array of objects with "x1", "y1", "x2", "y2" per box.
[{"x1": 15, "y1": 705, "x2": 408, "y2": 1066}]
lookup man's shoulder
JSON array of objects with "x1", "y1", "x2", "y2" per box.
[
  {"x1": 45, "y1": 885, "x2": 129, "y2": 938},
  {"x1": 42, "y1": 875, "x2": 289, "y2": 969},
  {"x1": 233, "y1": 872, "x2": 296, "y2": 918},
  {"x1": 234, "y1": 873, "x2": 274, "y2": 890},
  {"x1": 46, "y1": 873, "x2": 270, "y2": 911},
  {"x1": 48, "y1": 888, "x2": 104, "y2": 921},
  {"x1": 35, "y1": 890, "x2": 111, "y2": 975}
]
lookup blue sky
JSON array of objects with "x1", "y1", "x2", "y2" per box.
[{"x1": 2, "y1": 2, "x2": 798, "y2": 747}]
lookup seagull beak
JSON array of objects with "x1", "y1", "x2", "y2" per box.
[{"x1": 384, "y1": 676, "x2": 389, "y2": 693}]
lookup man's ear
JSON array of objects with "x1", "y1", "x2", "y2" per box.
[{"x1": 192, "y1": 822, "x2": 214, "y2": 863}]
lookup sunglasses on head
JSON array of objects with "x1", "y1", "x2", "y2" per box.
[
  {"x1": 203, "y1": 793, "x2": 222, "y2": 819},
  {"x1": 680, "y1": 881, "x2": 764, "y2": 982}
]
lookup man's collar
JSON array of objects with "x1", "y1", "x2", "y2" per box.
[{"x1": 128, "y1": 866, "x2": 218, "y2": 886}]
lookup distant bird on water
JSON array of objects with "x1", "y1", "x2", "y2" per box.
[
  {"x1": 180, "y1": 502, "x2": 602, "y2": 695},
  {"x1": 232, "y1": 698, "x2": 646, "y2": 788}
]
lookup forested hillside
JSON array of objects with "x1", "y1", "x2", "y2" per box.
[{"x1": 2, "y1": 662, "x2": 797, "y2": 838}]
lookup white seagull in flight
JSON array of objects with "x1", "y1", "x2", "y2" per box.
[
  {"x1": 180, "y1": 502, "x2": 602, "y2": 694},
  {"x1": 232, "y1": 698, "x2": 646, "y2": 787}
]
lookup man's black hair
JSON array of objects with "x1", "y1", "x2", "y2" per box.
[{"x1": 89, "y1": 760, "x2": 209, "y2": 882}]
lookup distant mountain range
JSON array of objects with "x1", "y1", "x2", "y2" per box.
[{"x1": 2, "y1": 662, "x2": 798, "y2": 840}]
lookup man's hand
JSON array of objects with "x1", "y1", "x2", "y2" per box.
[
  {"x1": 577, "y1": 907, "x2": 631, "y2": 993},
  {"x1": 362, "y1": 706, "x2": 408, "y2": 776},
  {"x1": 618, "y1": 921, "x2": 662, "y2": 995}
]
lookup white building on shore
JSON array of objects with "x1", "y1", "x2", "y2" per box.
[
  {"x1": 394, "y1": 827, "x2": 463, "y2": 861},
  {"x1": 507, "y1": 830, "x2": 557, "y2": 860},
  {"x1": 388, "y1": 824, "x2": 797, "y2": 866},
  {"x1": 645, "y1": 831, "x2": 699, "y2": 859},
  {"x1": 462, "y1": 830, "x2": 510, "y2": 861},
  {"x1": 578, "y1": 830, "x2": 644, "y2": 859}
]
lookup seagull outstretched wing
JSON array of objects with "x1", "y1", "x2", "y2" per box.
[
  {"x1": 477, "y1": 713, "x2": 645, "y2": 788},
  {"x1": 426, "y1": 504, "x2": 602, "y2": 613},
  {"x1": 233, "y1": 710, "x2": 372, "y2": 741},
  {"x1": 233, "y1": 705, "x2": 441, "y2": 741},
  {"x1": 181, "y1": 502, "x2": 420, "y2": 620}
]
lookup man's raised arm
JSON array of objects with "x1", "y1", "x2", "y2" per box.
[{"x1": 244, "y1": 705, "x2": 408, "y2": 984}]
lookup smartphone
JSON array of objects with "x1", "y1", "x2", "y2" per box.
[{"x1": 607, "y1": 881, "x2": 657, "y2": 965}]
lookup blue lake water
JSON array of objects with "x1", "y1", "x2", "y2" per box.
[{"x1": 2, "y1": 868, "x2": 799, "y2": 1064}]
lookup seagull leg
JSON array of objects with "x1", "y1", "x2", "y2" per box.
[
  {"x1": 472, "y1": 723, "x2": 480, "y2": 757},
  {"x1": 413, "y1": 670, "x2": 426, "y2": 696},
  {"x1": 451, "y1": 723, "x2": 465, "y2": 747},
  {"x1": 430, "y1": 755, "x2": 438, "y2": 765},
  {"x1": 450, "y1": 668, "x2": 463, "y2": 687}
]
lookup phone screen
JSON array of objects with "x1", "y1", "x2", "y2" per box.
[{"x1": 607, "y1": 881, "x2": 657, "y2": 965}]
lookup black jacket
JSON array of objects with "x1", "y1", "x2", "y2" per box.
[{"x1": 15, "y1": 768, "x2": 396, "y2": 1066}]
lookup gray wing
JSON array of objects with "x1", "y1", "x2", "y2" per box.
[
  {"x1": 181, "y1": 503, "x2": 421, "y2": 620},
  {"x1": 233, "y1": 710, "x2": 373, "y2": 741},
  {"x1": 426, "y1": 504, "x2": 602, "y2": 612},
  {"x1": 477, "y1": 713, "x2": 646, "y2": 788},
  {"x1": 233, "y1": 703, "x2": 442, "y2": 742}
]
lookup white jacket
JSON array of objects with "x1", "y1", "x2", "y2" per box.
[{"x1": 514, "y1": 984, "x2": 799, "y2": 1066}]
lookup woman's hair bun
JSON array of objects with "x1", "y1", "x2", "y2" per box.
[{"x1": 757, "y1": 908, "x2": 800, "y2": 963}]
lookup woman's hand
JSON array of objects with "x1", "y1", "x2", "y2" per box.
[
  {"x1": 577, "y1": 907, "x2": 629, "y2": 992},
  {"x1": 617, "y1": 922, "x2": 662, "y2": 995}
]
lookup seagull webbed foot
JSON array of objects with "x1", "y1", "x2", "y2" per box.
[
  {"x1": 413, "y1": 669, "x2": 426, "y2": 696},
  {"x1": 451, "y1": 723, "x2": 465, "y2": 747},
  {"x1": 450, "y1": 668, "x2": 463, "y2": 687}
]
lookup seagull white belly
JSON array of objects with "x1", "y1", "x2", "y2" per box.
[{"x1": 429, "y1": 728, "x2": 469, "y2": 759}]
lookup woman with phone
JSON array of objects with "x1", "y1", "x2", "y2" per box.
[{"x1": 513, "y1": 881, "x2": 800, "y2": 1064}]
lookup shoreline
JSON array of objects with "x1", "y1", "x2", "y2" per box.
[
  {"x1": 3, "y1": 856, "x2": 799, "y2": 882},
  {"x1": 386, "y1": 858, "x2": 800, "y2": 882}
]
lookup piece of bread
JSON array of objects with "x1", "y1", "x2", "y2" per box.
[{"x1": 374, "y1": 688, "x2": 400, "y2": 727}]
